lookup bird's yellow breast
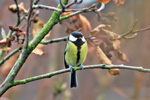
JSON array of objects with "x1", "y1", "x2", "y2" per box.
[{"x1": 65, "y1": 41, "x2": 88, "y2": 67}]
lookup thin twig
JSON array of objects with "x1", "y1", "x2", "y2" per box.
[
  {"x1": 0, "y1": 46, "x2": 22, "y2": 66},
  {"x1": 40, "y1": 36, "x2": 67, "y2": 45},
  {"x1": 59, "y1": 0, "x2": 83, "y2": 12},
  {"x1": 13, "y1": 64, "x2": 150, "y2": 86},
  {"x1": 14, "y1": 0, "x2": 21, "y2": 26},
  {"x1": 120, "y1": 26, "x2": 150, "y2": 39},
  {"x1": 33, "y1": 4, "x2": 61, "y2": 12},
  {"x1": 24, "y1": 0, "x2": 33, "y2": 49},
  {"x1": 0, "y1": 0, "x2": 69, "y2": 97},
  {"x1": 33, "y1": 0, "x2": 40, "y2": 5},
  {"x1": 120, "y1": 20, "x2": 138, "y2": 39},
  {"x1": 65, "y1": 0, "x2": 83, "y2": 8},
  {"x1": 33, "y1": 3, "x2": 96, "y2": 13},
  {"x1": 59, "y1": 7, "x2": 96, "y2": 21},
  {"x1": 59, "y1": 0, "x2": 65, "y2": 11}
]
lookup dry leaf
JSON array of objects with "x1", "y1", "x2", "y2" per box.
[
  {"x1": 61, "y1": 12, "x2": 92, "y2": 35},
  {"x1": 32, "y1": 48, "x2": 46, "y2": 56},
  {"x1": 113, "y1": 0, "x2": 125, "y2": 8},
  {"x1": 32, "y1": 19, "x2": 50, "y2": 55},
  {"x1": 0, "y1": 47, "x2": 11, "y2": 53},
  {"x1": 108, "y1": 69, "x2": 120, "y2": 75},
  {"x1": 90, "y1": 24, "x2": 111, "y2": 35},
  {"x1": 96, "y1": 46, "x2": 112, "y2": 65},
  {"x1": 9, "y1": 25, "x2": 23, "y2": 32},
  {"x1": 0, "y1": 38, "x2": 8, "y2": 46},
  {"x1": 112, "y1": 40, "x2": 120, "y2": 50},
  {"x1": 97, "y1": 0, "x2": 111, "y2": 4},
  {"x1": 1, "y1": 52, "x2": 19, "y2": 76},
  {"x1": 102, "y1": 28, "x2": 120, "y2": 40},
  {"x1": 95, "y1": 46, "x2": 120, "y2": 75},
  {"x1": 78, "y1": 14, "x2": 92, "y2": 31},
  {"x1": 8, "y1": 2, "x2": 27, "y2": 13},
  {"x1": 114, "y1": 50, "x2": 128, "y2": 62}
]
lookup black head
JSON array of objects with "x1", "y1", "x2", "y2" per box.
[{"x1": 68, "y1": 31, "x2": 86, "y2": 42}]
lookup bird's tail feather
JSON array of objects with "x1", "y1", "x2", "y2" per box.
[{"x1": 70, "y1": 70, "x2": 78, "y2": 88}]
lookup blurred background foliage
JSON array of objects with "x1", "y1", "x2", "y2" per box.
[{"x1": 0, "y1": 0, "x2": 150, "y2": 100}]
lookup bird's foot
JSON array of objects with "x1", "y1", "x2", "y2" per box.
[
  {"x1": 80, "y1": 64, "x2": 84, "y2": 70},
  {"x1": 69, "y1": 65, "x2": 73, "y2": 73}
]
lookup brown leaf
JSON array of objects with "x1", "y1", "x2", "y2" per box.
[
  {"x1": 113, "y1": 0, "x2": 125, "y2": 8},
  {"x1": 96, "y1": 46, "x2": 112, "y2": 65},
  {"x1": 32, "y1": 19, "x2": 50, "y2": 55},
  {"x1": 32, "y1": 48, "x2": 46, "y2": 56},
  {"x1": 0, "y1": 37, "x2": 15, "y2": 48},
  {"x1": 9, "y1": 25, "x2": 23, "y2": 32},
  {"x1": 61, "y1": 12, "x2": 91, "y2": 35},
  {"x1": 114, "y1": 50, "x2": 128, "y2": 62},
  {"x1": 0, "y1": 38, "x2": 8, "y2": 46},
  {"x1": 112, "y1": 40, "x2": 121, "y2": 50},
  {"x1": 32, "y1": 19, "x2": 44, "y2": 37},
  {"x1": 78, "y1": 14, "x2": 92, "y2": 31},
  {"x1": 95, "y1": 46, "x2": 120, "y2": 75},
  {"x1": 8, "y1": 2, "x2": 27, "y2": 13},
  {"x1": 97, "y1": 0, "x2": 111, "y2": 4},
  {"x1": 108, "y1": 69, "x2": 120, "y2": 75},
  {"x1": 0, "y1": 47, "x2": 11, "y2": 53},
  {"x1": 102, "y1": 28, "x2": 120, "y2": 40},
  {"x1": 1, "y1": 52, "x2": 19, "y2": 76},
  {"x1": 90, "y1": 24, "x2": 111, "y2": 36}
]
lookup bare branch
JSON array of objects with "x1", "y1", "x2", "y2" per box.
[
  {"x1": 65, "y1": 0, "x2": 83, "y2": 8},
  {"x1": 40, "y1": 36, "x2": 67, "y2": 45},
  {"x1": 33, "y1": 3, "x2": 96, "y2": 13},
  {"x1": 59, "y1": 0, "x2": 83, "y2": 12},
  {"x1": 0, "y1": 46, "x2": 22, "y2": 67},
  {"x1": 33, "y1": 0, "x2": 40, "y2": 5},
  {"x1": 13, "y1": 64, "x2": 150, "y2": 86},
  {"x1": 33, "y1": 4, "x2": 61, "y2": 12},
  {"x1": 59, "y1": 5, "x2": 96, "y2": 21},
  {"x1": 24, "y1": 0, "x2": 33, "y2": 49},
  {"x1": 119, "y1": 20, "x2": 150, "y2": 39},
  {"x1": 14, "y1": 0, "x2": 21, "y2": 26}
]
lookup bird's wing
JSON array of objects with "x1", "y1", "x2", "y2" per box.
[{"x1": 64, "y1": 44, "x2": 69, "y2": 68}]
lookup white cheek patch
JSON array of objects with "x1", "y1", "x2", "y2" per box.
[
  {"x1": 69, "y1": 34, "x2": 77, "y2": 42},
  {"x1": 82, "y1": 37, "x2": 86, "y2": 42}
]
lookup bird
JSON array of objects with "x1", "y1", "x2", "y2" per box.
[{"x1": 64, "y1": 31, "x2": 88, "y2": 88}]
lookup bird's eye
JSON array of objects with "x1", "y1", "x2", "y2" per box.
[{"x1": 69, "y1": 34, "x2": 77, "y2": 41}]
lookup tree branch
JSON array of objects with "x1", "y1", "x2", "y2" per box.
[
  {"x1": 119, "y1": 20, "x2": 150, "y2": 39},
  {"x1": 14, "y1": 0, "x2": 21, "y2": 26},
  {"x1": 13, "y1": 64, "x2": 150, "y2": 86},
  {"x1": 0, "y1": 0, "x2": 69, "y2": 96},
  {"x1": 24, "y1": 0, "x2": 33, "y2": 49},
  {"x1": 33, "y1": 4, "x2": 61, "y2": 12},
  {"x1": 40, "y1": 36, "x2": 67, "y2": 45},
  {"x1": 59, "y1": 7, "x2": 96, "y2": 21},
  {"x1": 0, "y1": 46, "x2": 22, "y2": 67},
  {"x1": 33, "y1": 0, "x2": 40, "y2": 5}
]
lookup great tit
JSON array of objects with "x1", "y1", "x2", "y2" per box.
[{"x1": 64, "y1": 31, "x2": 88, "y2": 88}]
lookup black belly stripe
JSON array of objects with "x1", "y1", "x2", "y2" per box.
[
  {"x1": 72, "y1": 39, "x2": 84, "y2": 66},
  {"x1": 76, "y1": 46, "x2": 81, "y2": 64}
]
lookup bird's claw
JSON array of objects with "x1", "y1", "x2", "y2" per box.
[
  {"x1": 69, "y1": 65, "x2": 73, "y2": 73},
  {"x1": 80, "y1": 65, "x2": 84, "y2": 70}
]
